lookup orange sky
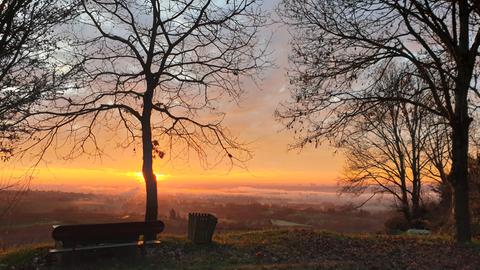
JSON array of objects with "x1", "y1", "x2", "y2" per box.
[{"x1": 3, "y1": 5, "x2": 344, "y2": 192}]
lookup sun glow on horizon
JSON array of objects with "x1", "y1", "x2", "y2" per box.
[{"x1": 129, "y1": 171, "x2": 168, "y2": 183}]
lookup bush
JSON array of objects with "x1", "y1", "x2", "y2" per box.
[
  {"x1": 384, "y1": 214, "x2": 410, "y2": 234},
  {"x1": 410, "y1": 219, "x2": 430, "y2": 230}
]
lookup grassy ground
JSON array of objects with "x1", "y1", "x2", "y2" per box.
[{"x1": 1, "y1": 229, "x2": 479, "y2": 270}]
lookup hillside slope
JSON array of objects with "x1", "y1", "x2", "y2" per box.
[{"x1": 1, "y1": 229, "x2": 479, "y2": 270}]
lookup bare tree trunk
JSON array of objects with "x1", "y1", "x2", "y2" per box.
[
  {"x1": 142, "y1": 88, "x2": 158, "y2": 223},
  {"x1": 451, "y1": 117, "x2": 471, "y2": 243},
  {"x1": 411, "y1": 180, "x2": 421, "y2": 220},
  {"x1": 400, "y1": 194, "x2": 411, "y2": 222},
  {"x1": 400, "y1": 173, "x2": 411, "y2": 222},
  {"x1": 396, "y1": 121, "x2": 411, "y2": 222},
  {"x1": 450, "y1": 0, "x2": 473, "y2": 244},
  {"x1": 411, "y1": 164, "x2": 422, "y2": 220},
  {"x1": 451, "y1": 53, "x2": 472, "y2": 242}
]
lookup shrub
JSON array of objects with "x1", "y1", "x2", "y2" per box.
[{"x1": 384, "y1": 214, "x2": 410, "y2": 234}]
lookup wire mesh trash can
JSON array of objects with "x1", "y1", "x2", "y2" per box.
[{"x1": 188, "y1": 213, "x2": 217, "y2": 244}]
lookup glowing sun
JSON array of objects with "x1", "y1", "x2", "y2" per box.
[{"x1": 129, "y1": 171, "x2": 167, "y2": 183}]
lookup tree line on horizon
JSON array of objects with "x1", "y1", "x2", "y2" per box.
[{"x1": 1, "y1": 0, "x2": 480, "y2": 244}]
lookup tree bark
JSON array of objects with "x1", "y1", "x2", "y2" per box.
[
  {"x1": 450, "y1": 0, "x2": 473, "y2": 244},
  {"x1": 451, "y1": 117, "x2": 472, "y2": 243},
  {"x1": 411, "y1": 187, "x2": 421, "y2": 220},
  {"x1": 400, "y1": 179, "x2": 411, "y2": 222},
  {"x1": 411, "y1": 160, "x2": 421, "y2": 220},
  {"x1": 451, "y1": 35, "x2": 472, "y2": 244},
  {"x1": 451, "y1": 46, "x2": 472, "y2": 242},
  {"x1": 142, "y1": 87, "x2": 158, "y2": 223}
]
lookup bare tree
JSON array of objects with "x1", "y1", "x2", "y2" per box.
[
  {"x1": 340, "y1": 67, "x2": 435, "y2": 223},
  {"x1": 22, "y1": 0, "x2": 266, "y2": 224},
  {"x1": 0, "y1": 0, "x2": 77, "y2": 158},
  {"x1": 278, "y1": 0, "x2": 480, "y2": 242},
  {"x1": 424, "y1": 116, "x2": 453, "y2": 219},
  {"x1": 0, "y1": 0, "x2": 79, "y2": 217}
]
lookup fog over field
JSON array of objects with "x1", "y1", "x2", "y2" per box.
[
  {"x1": 30, "y1": 180, "x2": 394, "y2": 212},
  {"x1": 0, "y1": 186, "x2": 393, "y2": 250}
]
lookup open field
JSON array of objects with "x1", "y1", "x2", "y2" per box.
[
  {"x1": 1, "y1": 229, "x2": 479, "y2": 270},
  {"x1": 0, "y1": 190, "x2": 387, "y2": 249}
]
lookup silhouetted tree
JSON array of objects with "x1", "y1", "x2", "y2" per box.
[
  {"x1": 0, "y1": 0, "x2": 79, "y2": 218},
  {"x1": 0, "y1": 0, "x2": 78, "y2": 159},
  {"x1": 424, "y1": 116, "x2": 453, "y2": 221},
  {"x1": 340, "y1": 66, "x2": 443, "y2": 223},
  {"x1": 22, "y1": 0, "x2": 266, "y2": 224},
  {"x1": 278, "y1": 0, "x2": 480, "y2": 243}
]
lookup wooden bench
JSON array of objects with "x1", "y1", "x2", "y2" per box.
[{"x1": 49, "y1": 221, "x2": 165, "y2": 254}]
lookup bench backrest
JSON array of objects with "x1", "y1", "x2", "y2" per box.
[{"x1": 52, "y1": 221, "x2": 165, "y2": 248}]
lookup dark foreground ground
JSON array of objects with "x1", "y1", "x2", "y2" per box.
[{"x1": 1, "y1": 229, "x2": 479, "y2": 270}]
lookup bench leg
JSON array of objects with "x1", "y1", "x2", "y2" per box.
[{"x1": 139, "y1": 244, "x2": 146, "y2": 257}]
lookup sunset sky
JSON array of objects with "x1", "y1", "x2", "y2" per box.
[{"x1": 3, "y1": 1, "x2": 344, "y2": 192}]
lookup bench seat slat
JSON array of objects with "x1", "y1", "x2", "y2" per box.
[
  {"x1": 50, "y1": 221, "x2": 164, "y2": 253},
  {"x1": 49, "y1": 240, "x2": 161, "y2": 254},
  {"x1": 49, "y1": 242, "x2": 140, "y2": 253}
]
